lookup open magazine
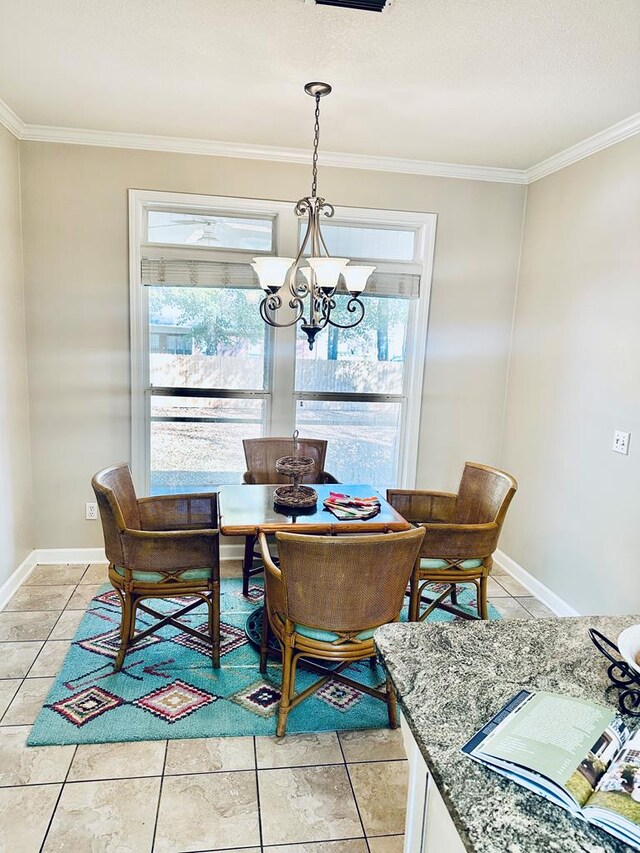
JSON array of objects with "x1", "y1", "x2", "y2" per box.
[{"x1": 462, "y1": 690, "x2": 640, "y2": 850}]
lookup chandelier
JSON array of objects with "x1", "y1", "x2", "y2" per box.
[{"x1": 251, "y1": 82, "x2": 375, "y2": 350}]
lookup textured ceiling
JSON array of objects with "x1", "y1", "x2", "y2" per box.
[{"x1": 0, "y1": 0, "x2": 639, "y2": 169}]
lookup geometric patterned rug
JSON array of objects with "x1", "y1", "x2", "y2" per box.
[{"x1": 28, "y1": 578, "x2": 500, "y2": 746}]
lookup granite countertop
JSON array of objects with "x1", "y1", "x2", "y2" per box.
[{"x1": 375, "y1": 615, "x2": 640, "y2": 853}]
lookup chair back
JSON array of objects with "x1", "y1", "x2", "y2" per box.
[
  {"x1": 273, "y1": 527, "x2": 425, "y2": 633},
  {"x1": 454, "y1": 462, "x2": 517, "y2": 526},
  {"x1": 92, "y1": 464, "x2": 141, "y2": 565},
  {"x1": 243, "y1": 437, "x2": 328, "y2": 484}
]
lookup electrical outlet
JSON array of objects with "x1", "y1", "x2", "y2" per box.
[
  {"x1": 612, "y1": 431, "x2": 631, "y2": 455},
  {"x1": 85, "y1": 501, "x2": 98, "y2": 520}
]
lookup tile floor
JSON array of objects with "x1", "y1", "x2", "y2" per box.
[{"x1": 0, "y1": 561, "x2": 555, "y2": 853}]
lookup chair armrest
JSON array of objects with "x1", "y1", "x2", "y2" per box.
[
  {"x1": 121, "y1": 527, "x2": 219, "y2": 572},
  {"x1": 258, "y1": 532, "x2": 286, "y2": 616},
  {"x1": 417, "y1": 521, "x2": 499, "y2": 561},
  {"x1": 137, "y1": 494, "x2": 217, "y2": 530},
  {"x1": 386, "y1": 489, "x2": 458, "y2": 523}
]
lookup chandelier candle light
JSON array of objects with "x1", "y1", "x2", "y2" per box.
[{"x1": 251, "y1": 82, "x2": 375, "y2": 350}]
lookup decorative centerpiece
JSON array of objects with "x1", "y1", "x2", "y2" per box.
[{"x1": 273, "y1": 431, "x2": 318, "y2": 509}]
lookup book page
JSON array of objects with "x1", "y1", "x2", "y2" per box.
[
  {"x1": 477, "y1": 692, "x2": 617, "y2": 802},
  {"x1": 585, "y1": 728, "x2": 640, "y2": 827}
]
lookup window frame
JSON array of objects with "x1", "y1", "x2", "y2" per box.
[{"x1": 129, "y1": 189, "x2": 436, "y2": 494}]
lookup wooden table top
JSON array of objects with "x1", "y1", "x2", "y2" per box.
[{"x1": 218, "y1": 483, "x2": 411, "y2": 536}]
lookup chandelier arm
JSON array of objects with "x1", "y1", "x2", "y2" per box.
[
  {"x1": 259, "y1": 295, "x2": 305, "y2": 328},
  {"x1": 325, "y1": 296, "x2": 365, "y2": 329}
]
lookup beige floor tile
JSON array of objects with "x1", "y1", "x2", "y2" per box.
[
  {"x1": 49, "y1": 609, "x2": 84, "y2": 640},
  {"x1": 66, "y1": 584, "x2": 103, "y2": 609},
  {"x1": 490, "y1": 563, "x2": 507, "y2": 576},
  {"x1": 28, "y1": 640, "x2": 71, "y2": 677},
  {"x1": 0, "y1": 610, "x2": 60, "y2": 642},
  {"x1": 80, "y1": 563, "x2": 109, "y2": 584},
  {"x1": 4, "y1": 585, "x2": 75, "y2": 612},
  {"x1": 493, "y1": 575, "x2": 531, "y2": 597},
  {"x1": 348, "y1": 760, "x2": 409, "y2": 837},
  {"x1": 338, "y1": 729, "x2": 406, "y2": 763},
  {"x1": 154, "y1": 770, "x2": 260, "y2": 852},
  {"x1": 0, "y1": 641, "x2": 43, "y2": 678},
  {"x1": 368, "y1": 835, "x2": 405, "y2": 853},
  {"x1": 1, "y1": 676, "x2": 53, "y2": 725},
  {"x1": 0, "y1": 783, "x2": 61, "y2": 852},
  {"x1": 259, "y1": 765, "x2": 363, "y2": 846},
  {"x1": 256, "y1": 731, "x2": 343, "y2": 769},
  {"x1": 165, "y1": 735, "x2": 254, "y2": 775},
  {"x1": 517, "y1": 596, "x2": 557, "y2": 618},
  {"x1": 206, "y1": 849, "x2": 261, "y2": 853},
  {"x1": 42, "y1": 776, "x2": 160, "y2": 852},
  {"x1": 0, "y1": 679, "x2": 21, "y2": 718},
  {"x1": 26, "y1": 564, "x2": 87, "y2": 585},
  {"x1": 0, "y1": 725, "x2": 75, "y2": 786},
  {"x1": 266, "y1": 843, "x2": 368, "y2": 853},
  {"x1": 488, "y1": 597, "x2": 533, "y2": 620},
  {"x1": 485, "y1": 577, "x2": 509, "y2": 597},
  {"x1": 68, "y1": 739, "x2": 166, "y2": 782}
]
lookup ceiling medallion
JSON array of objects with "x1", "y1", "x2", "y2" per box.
[{"x1": 251, "y1": 82, "x2": 374, "y2": 350}]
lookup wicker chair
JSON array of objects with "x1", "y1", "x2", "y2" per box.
[
  {"x1": 241, "y1": 437, "x2": 338, "y2": 596},
  {"x1": 258, "y1": 526, "x2": 425, "y2": 737},
  {"x1": 387, "y1": 462, "x2": 517, "y2": 622},
  {"x1": 92, "y1": 464, "x2": 220, "y2": 670}
]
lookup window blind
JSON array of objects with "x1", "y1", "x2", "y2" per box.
[{"x1": 141, "y1": 257, "x2": 420, "y2": 299}]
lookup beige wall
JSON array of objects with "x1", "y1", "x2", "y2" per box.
[
  {"x1": 0, "y1": 125, "x2": 32, "y2": 581},
  {"x1": 19, "y1": 142, "x2": 525, "y2": 548},
  {"x1": 500, "y1": 134, "x2": 640, "y2": 614}
]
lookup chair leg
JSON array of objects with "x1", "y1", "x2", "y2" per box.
[
  {"x1": 276, "y1": 640, "x2": 294, "y2": 738},
  {"x1": 369, "y1": 654, "x2": 378, "y2": 670},
  {"x1": 479, "y1": 575, "x2": 489, "y2": 620},
  {"x1": 386, "y1": 674, "x2": 398, "y2": 729},
  {"x1": 243, "y1": 535, "x2": 256, "y2": 597},
  {"x1": 210, "y1": 581, "x2": 221, "y2": 668},
  {"x1": 450, "y1": 583, "x2": 458, "y2": 605},
  {"x1": 259, "y1": 605, "x2": 269, "y2": 674},
  {"x1": 114, "y1": 592, "x2": 135, "y2": 671},
  {"x1": 409, "y1": 569, "x2": 421, "y2": 622}
]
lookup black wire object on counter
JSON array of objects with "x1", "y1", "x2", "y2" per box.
[{"x1": 590, "y1": 628, "x2": 640, "y2": 716}]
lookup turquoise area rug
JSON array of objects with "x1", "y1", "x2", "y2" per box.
[{"x1": 28, "y1": 578, "x2": 500, "y2": 746}]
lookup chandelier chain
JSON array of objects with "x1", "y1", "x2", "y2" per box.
[{"x1": 311, "y1": 94, "x2": 321, "y2": 198}]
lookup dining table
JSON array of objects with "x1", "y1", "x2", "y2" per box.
[{"x1": 217, "y1": 482, "x2": 412, "y2": 657}]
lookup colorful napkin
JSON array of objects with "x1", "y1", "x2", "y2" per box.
[{"x1": 323, "y1": 491, "x2": 381, "y2": 520}]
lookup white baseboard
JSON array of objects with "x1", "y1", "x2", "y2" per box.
[
  {"x1": 494, "y1": 549, "x2": 580, "y2": 617},
  {"x1": 34, "y1": 547, "x2": 107, "y2": 564},
  {"x1": 0, "y1": 550, "x2": 38, "y2": 611},
  {"x1": 0, "y1": 540, "x2": 244, "y2": 610}
]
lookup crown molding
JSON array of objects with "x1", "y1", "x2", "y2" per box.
[
  {"x1": 0, "y1": 98, "x2": 25, "y2": 138},
  {"x1": 525, "y1": 111, "x2": 640, "y2": 183},
  {"x1": 2, "y1": 95, "x2": 639, "y2": 185},
  {"x1": 17, "y1": 121, "x2": 527, "y2": 183}
]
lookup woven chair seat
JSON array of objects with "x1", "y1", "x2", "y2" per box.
[
  {"x1": 420, "y1": 557, "x2": 482, "y2": 570},
  {"x1": 294, "y1": 623, "x2": 376, "y2": 643},
  {"x1": 113, "y1": 565, "x2": 213, "y2": 583}
]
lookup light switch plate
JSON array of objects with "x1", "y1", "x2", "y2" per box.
[{"x1": 612, "y1": 430, "x2": 631, "y2": 455}]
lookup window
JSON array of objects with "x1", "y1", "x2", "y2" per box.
[{"x1": 130, "y1": 191, "x2": 435, "y2": 496}]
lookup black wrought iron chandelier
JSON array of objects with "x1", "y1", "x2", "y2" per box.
[{"x1": 251, "y1": 82, "x2": 375, "y2": 350}]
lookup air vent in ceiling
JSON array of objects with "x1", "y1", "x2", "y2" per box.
[{"x1": 313, "y1": 0, "x2": 390, "y2": 11}]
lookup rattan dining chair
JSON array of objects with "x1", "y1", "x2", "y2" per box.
[
  {"x1": 258, "y1": 526, "x2": 425, "y2": 737},
  {"x1": 92, "y1": 464, "x2": 220, "y2": 670},
  {"x1": 387, "y1": 462, "x2": 517, "y2": 622},
  {"x1": 241, "y1": 436, "x2": 338, "y2": 596}
]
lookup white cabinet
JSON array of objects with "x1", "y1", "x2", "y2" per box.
[{"x1": 401, "y1": 716, "x2": 467, "y2": 853}]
